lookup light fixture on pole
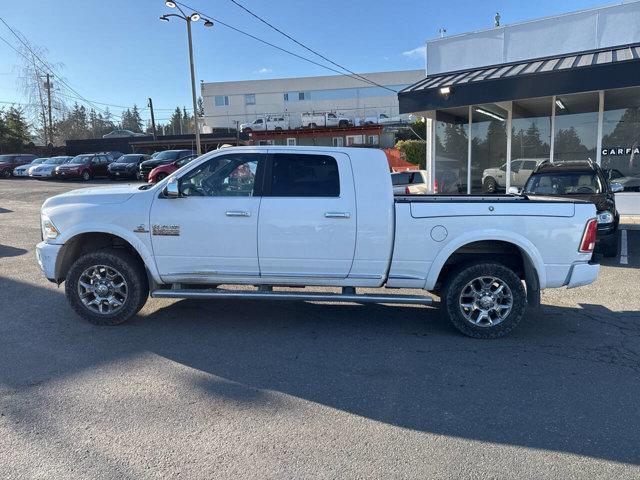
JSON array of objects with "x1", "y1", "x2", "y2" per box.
[{"x1": 159, "y1": 1, "x2": 210, "y2": 156}]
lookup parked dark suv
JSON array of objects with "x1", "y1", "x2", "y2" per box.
[
  {"x1": 522, "y1": 160, "x2": 622, "y2": 257},
  {"x1": 139, "y1": 149, "x2": 195, "y2": 181},
  {"x1": 0, "y1": 153, "x2": 38, "y2": 178},
  {"x1": 107, "y1": 153, "x2": 151, "y2": 180},
  {"x1": 54, "y1": 153, "x2": 114, "y2": 181}
]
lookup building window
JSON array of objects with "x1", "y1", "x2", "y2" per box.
[
  {"x1": 214, "y1": 95, "x2": 229, "y2": 107},
  {"x1": 245, "y1": 94, "x2": 255, "y2": 105},
  {"x1": 283, "y1": 93, "x2": 289, "y2": 102},
  {"x1": 346, "y1": 135, "x2": 362, "y2": 146},
  {"x1": 553, "y1": 91, "x2": 599, "y2": 162},
  {"x1": 298, "y1": 91, "x2": 307, "y2": 101},
  {"x1": 259, "y1": 140, "x2": 274, "y2": 146},
  {"x1": 367, "y1": 135, "x2": 379, "y2": 144},
  {"x1": 602, "y1": 86, "x2": 640, "y2": 187},
  {"x1": 332, "y1": 137, "x2": 344, "y2": 147},
  {"x1": 471, "y1": 103, "x2": 508, "y2": 194},
  {"x1": 287, "y1": 138, "x2": 297, "y2": 146},
  {"x1": 435, "y1": 107, "x2": 469, "y2": 194}
]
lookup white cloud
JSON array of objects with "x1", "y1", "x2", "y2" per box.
[
  {"x1": 402, "y1": 45, "x2": 426, "y2": 61},
  {"x1": 253, "y1": 67, "x2": 273, "y2": 74}
]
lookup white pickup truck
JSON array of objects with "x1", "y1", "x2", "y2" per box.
[
  {"x1": 36, "y1": 147, "x2": 600, "y2": 338},
  {"x1": 301, "y1": 112, "x2": 351, "y2": 129}
]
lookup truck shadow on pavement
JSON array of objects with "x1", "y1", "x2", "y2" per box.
[
  {"x1": 0, "y1": 244, "x2": 28, "y2": 258},
  {"x1": 1, "y1": 276, "x2": 639, "y2": 465}
]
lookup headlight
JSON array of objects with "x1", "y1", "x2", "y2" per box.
[
  {"x1": 597, "y1": 211, "x2": 614, "y2": 224},
  {"x1": 41, "y1": 215, "x2": 60, "y2": 240}
]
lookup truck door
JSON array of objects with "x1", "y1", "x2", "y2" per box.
[
  {"x1": 149, "y1": 151, "x2": 266, "y2": 282},
  {"x1": 257, "y1": 151, "x2": 356, "y2": 279}
]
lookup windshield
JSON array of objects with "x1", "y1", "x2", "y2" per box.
[
  {"x1": 115, "y1": 155, "x2": 140, "y2": 163},
  {"x1": 32, "y1": 158, "x2": 47, "y2": 164},
  {"x1": 44, "y1": 157, "x2": 67, "y2": 165},
  {"x1": 70, "y1": 155, "x2": 92, "y2": 164},
  {"x1": 524, "y1": 172, "x2": 602, "y2": 195},
  {"x1": 154, "y1": 151, "x2": 184, "y2": 161}
]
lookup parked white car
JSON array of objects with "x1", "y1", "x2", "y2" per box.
[
  {"x1": 28, "y1": 156, "x2": 73, "y2": 178},
  {"x1": 37, "y1": 147, "x2": 599, "y2": 339},
  {"x1": 364, "y1": 113, "x2": 400, "y2": 125},
  {"x1": 240, "y1": 116, "x2": 289, "y2": 133},
  {"x1": 301, "y1": 111, "x2": 351, "y2": 128},
  {"x1": 482, "y1": 158, "x2": 545, "y2": 193},
  {"x1": 391, "y1": 170, "x2": 429, "y2": 194},
  {"x1": 13, "y1": 157, "x2": 48, "y2": 177}
]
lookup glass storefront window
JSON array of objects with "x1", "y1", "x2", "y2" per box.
[
  {"x1": 435, "y1": 107, "x2": 468, "y2": 193},
  {"x1": 553, "y1": 91, "x2": 599, "y2": 162},
  {"x1": 471, "y1": 103, "x2": 508, "y2": 194},
  {"x1": 511, "y1": 97, "x2": 551, "y2": 189},
  {"x1": 602, "y1": 87, "x2": 640, "y2": 191}
]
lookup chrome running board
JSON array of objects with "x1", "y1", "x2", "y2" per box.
[{"x1": 150, "y1": 287, "x2": 432, "y2": 305}]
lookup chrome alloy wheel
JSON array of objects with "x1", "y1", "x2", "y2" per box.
[
  {"x1": 459, "y1": 276, "x2": 513, "y2": 327},
  {"x1": 77, "y1": 265, "x2": 128, "y2": 315}
]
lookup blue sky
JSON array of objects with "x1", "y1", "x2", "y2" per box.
[{"x1": 0, "y1": 0, "x2": 613, "y2": 124}]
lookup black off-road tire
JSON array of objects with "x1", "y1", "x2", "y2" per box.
[
  {"x1": 81, "y1": 170, "x2": 91, "y2": 181},
  {"x1": 483, "y1": 177, "x2": 497, "y2": 193},
  {"x1": 441, "y1": 262, "x2": 527, "y2": 339},
  {"x1": 2, "y1": 168, "x2": 12, "y2": 179},
  {"x1": 601, "y1": 234, "x2": 619, "y2": 258},
  {"x1": 65, "y1": 248, "x2": 149, "y2": 325}
]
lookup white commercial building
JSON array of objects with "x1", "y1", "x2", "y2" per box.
[
  {"x1": 399, "y1": 1, "x2": 640, "y2": 215},
  {"x1": 201, "y1": 70, "x2": 423, "y2": 129}
]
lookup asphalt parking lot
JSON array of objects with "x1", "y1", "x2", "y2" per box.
[{"x1": 1, "y1": 178, "x2": 639, "y2": 479}]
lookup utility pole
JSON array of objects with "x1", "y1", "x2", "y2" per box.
[
  {"x1": 45, "y1": 74, "x2": 53, "y2": 146},
  {"x1": 148, "y1": 97, "x2": 157, "y2": 140},
  {"x1": 235, "y1": 120, "x2": 240, "y2": 145},
  {"x1": 186, "y1": 18, "x2": 202, "y2": 155}
]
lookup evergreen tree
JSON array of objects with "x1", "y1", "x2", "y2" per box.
[
  {"x1": 169, "y1": 107, "x2": 183, "y2": 134},
  {"x1": 3, "y1": 107, "x2": 31, "y2": 149},
  {"x1": 197, "y1": 97, "x2": 205, "y2": 117}
]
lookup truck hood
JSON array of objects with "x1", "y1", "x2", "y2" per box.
[{"x1": 43, "y1": 184, "x2": 144, "y2": 209}]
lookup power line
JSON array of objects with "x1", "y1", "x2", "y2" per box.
[
  {"x1": 224, "y1": 0, "x2": 397, "y2": 93},
  {"x1": 174, "y1": 1, "x2": 397, "y2": 91},
  {"x1": 0, "y1": 17, "x2": 123, "y2": 119}
]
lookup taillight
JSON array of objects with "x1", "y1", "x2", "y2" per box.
[
  {"x1": 405, "y1": 186, "x2": 411, "y2": 195},
  {"x1": 434, "y1": 179, "x2": 439, "y2": 194},
  {"x1": 579, "y1": 219, "x2": 597, "y2": 253}
]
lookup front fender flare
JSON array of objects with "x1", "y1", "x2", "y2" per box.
[{"x1": 54, "y1": 224, "x2": 162, "y2": 284}]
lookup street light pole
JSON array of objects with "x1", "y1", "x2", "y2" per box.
[{"x1": 185, "y1": 18, "x2": 201, "y2": 155}]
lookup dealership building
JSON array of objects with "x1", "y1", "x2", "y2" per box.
[
  {"x1": 201, "y1": 70, "x2": 423, "y2": 129},
  {"x1": 399, "y1": 1, "x2": 640, "y2": 214}
]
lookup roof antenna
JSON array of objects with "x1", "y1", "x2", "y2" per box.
[
  {"x1": 438, "y1": 27, "x2": 447, "y2": 38},
  {"x1": 494, "y1": 12, "x2": 501, "y2": 27}
]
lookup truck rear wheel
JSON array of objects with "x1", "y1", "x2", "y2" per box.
[
  {"x1": 65, "y1": 248, "x2": 149, "y2": 325},
  {"x1": 441, "y1": 262, "x2": 526, "y2": 339}
]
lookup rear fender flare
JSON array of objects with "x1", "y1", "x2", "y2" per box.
[{"x1": 424, "y1": 230, "x2": 547, "y2": 290}]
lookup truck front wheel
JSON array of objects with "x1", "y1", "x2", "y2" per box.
[
  {"x1": 65, "y1": 248, "x2": 149, "y2": 325},
  {"x1": 441, "y1": 262, "x2": 526, "y2": 339}
]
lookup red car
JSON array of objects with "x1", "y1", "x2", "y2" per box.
[
  {"x1": 54, "y1": 153, "x2": 113, "y2": 180},
  {"x1": 0, "y1": 153, "x2": 37, "y2": 178},
  {"x1": 147, "y1": 154, "x2": 197, "y2": 183}
]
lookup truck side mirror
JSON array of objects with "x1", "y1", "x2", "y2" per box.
[{"x1": 164, "y1": 177, "x2": 180, "y2": 198}]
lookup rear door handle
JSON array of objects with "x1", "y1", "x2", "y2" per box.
[
  {"x1": 226, "y1": 210, "x2": 251, "y2": 217},
  {"x1": 324, "y1": 212, "x2": 351, "y2": 219}
]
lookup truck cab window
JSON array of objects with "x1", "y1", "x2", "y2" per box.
[
  {"x1": 269, "y1": 154, "x2": 339, "y2": 197},
  {"x1": 180, "y1": 154, "x2": 262, "y2": 197}
]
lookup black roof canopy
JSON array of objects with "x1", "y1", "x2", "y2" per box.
[{"x1": 399, "y1": 43, "x2": 640, "y2": 113}]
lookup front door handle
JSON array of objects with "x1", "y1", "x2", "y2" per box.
[
  {"x1": 324, "y1": 211, "x2": 351, "y2": 219},
  {"x1": 226, "y1": 210, "x2": 251, "y2": 217}
]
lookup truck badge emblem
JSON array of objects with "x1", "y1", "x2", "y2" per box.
[
  {"x1": 152, "y1": 224, "x2": 180, "y2": 236},
  {"x1": 133, "y1": 224, "x2": 149, "y2": 233}
]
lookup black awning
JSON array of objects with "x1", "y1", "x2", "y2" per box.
[{"x1": 399, "y1": 43, "x2": 640, "y2": 113}]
